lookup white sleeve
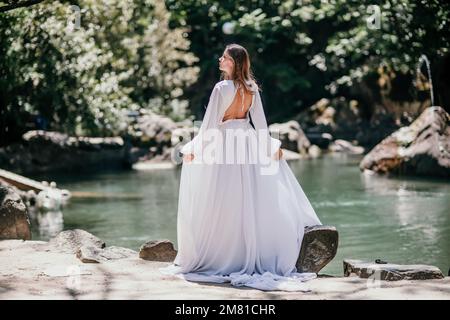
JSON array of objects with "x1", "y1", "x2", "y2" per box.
[
  {"x1": 249, "y1": 89, "x2": 282, "y2": 157},
  {"x1": 180, "y1": 83, "x2": 223, "y2": 155}
]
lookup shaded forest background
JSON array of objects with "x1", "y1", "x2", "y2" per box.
[{"x1": 1, "y1": 0, "x2": 449, "y2": 147}]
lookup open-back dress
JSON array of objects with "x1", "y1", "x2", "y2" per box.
[{"x1": 159, "y1": 79, "x2": 322, "y2": 291}]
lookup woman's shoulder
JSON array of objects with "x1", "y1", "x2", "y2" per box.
[
  {"x1": 214, "y1": 80, "x2": 233, "y2": 89},
  {"x1": 212, "y1": 80, "x2": 234, "y2": 97},
  {"x1": 214, "y1": 79, "x2": 257, "y2": 91}
]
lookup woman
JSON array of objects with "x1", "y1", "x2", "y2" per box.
[{"x1": 160, "y1": 44, "x2": 322, "y2": 291}]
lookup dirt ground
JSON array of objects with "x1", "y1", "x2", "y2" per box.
[{"x1": 1, "y1": 239, "x2": 449, "y2": 300}]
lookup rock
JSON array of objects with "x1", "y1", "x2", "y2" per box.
[
  {"x1": 124, "y1": 110, "x2": 179, "y2": 164},
  {"x1": 0, "y1": 176, "x2": 70, "y2": 236},
  {"x1": 296, "y1": 98, "x2": 332, "y2": 130},
  {"x1": 47, "y1": 229, "x2": 105, "y2": 254},
  {"x1": 280, "y1": 148, "x2": 302, "y2": 161},
  {"x1": 305, "y1": 131, "x2": 333, "y2": 149},
  {"x1": 359, "y1": 106, "x2": 450, "y2": 178},
  {"x1": 343, "y1": 259, "x2": 445, "y2": 281},
  {"x1": 76, "y1": 246, "x2": 101, "y2": 263},
  {"x1": 132, "y1": 161, "x2": 176, "y2": 170},
  {"x1": 268, "y1": 120, "x2": 311, "y2": 154},
  {"x1": 329, "y1": 139, "x2": 365, "y2": 154},
  {"x1": 0, "y1": 186, "x2": 31, "y2": 240},
  {"x1": 308, "y1": 145, "x2": 322, "y2": 158},
  {"x1": 139, "y1": 239, "x2": 177, "y2": 262},
  {"x1": 76, "y1": 245, "x2": 137, "y2": 263},
  {"x1": 296, "y1": 225, "x2": 338, "y2": 273},
  {"x1": 296, "y1": 97, "x2": 362, "y2": 146},
  {"x1": 124, "y1": 146, "x2": 149, "y2": 165},
  {"x1": 127, "y1": 110, "x2": 177, "y2": 149},
  {"x1": 0, "y1": 179, "x2": 35, "y2": 210},
  {"x1": 0, "y1": 130, "x2": 127, "y2": 174}
]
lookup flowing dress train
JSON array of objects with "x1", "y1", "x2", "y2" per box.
[{"x1": 159, "y1": 80, "x2": 322, "y2": 291}]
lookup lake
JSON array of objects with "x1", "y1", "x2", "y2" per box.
[{"x1": 30, "y1": 153, "x2": 450, "y2": 276}]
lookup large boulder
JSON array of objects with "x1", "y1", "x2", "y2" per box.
[
  {"x1": 296, "y1": 225, "x2": 339, "y2": 273},
  {"x1": 344, "y1": 259, "x2": 445, "y2": 281},
  {"x1": 0, "y1": 179, "x2": 36, "y2": 211},
  {"x1": 359, "y1": 106, "x2": 450, "y2": 178},
  {"x1": 0, "y1": 186, "x2": 31, "y2": 240},
  {"x1": 34, "y1": 228, "x2": 137, "y2": 264},
  {"x1": 139, "y1": 239, "x2": 177, "y2": 262},
  {"x1": 268, "y1": 120, "x2": 311, "y2": 154}
]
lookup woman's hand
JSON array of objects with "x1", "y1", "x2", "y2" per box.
[
  {"x1": 274, "y1": 148, "x2": 283, "y2": 160},
  {"x1": 183, "y1": 153, "x2": 195, "y2": 163}
]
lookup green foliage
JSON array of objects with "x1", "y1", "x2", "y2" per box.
[
  {"x1": 313, "y1": 0, "x2": 450, "y2": 93},
  {"x1": 0, "y1": 0, "x2": 199, "y2": 144},
  {"x1": 1, "y1": 0, "x2": 449, "y2": 145},
  {"x1": 166, "y1": 0, "x2": 449, "y2": 121}
]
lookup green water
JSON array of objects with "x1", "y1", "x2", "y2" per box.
[{"x1": 30, "y1": 154, "x2": 450, "y2": 276}]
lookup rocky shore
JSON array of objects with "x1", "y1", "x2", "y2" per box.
[
  {"x1": 360, "y1": 106, "x2": 450, "y2": 178},
  {"x1": 0, "y1": 108, "x2": 366, "y2": 175},
  {"x1": 0, "y1": 235, "x2": 449, "y2": 300}
]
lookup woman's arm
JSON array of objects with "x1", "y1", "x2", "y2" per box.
[{"x1": 180, "y1": 83, "x2": 223, "y2": 161}]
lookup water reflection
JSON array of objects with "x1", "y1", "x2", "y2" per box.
[
  {"x1": 359, "y1": 171, "x2": 449, "y2": 273},
  {"x1": 34, "y1": 210, "x2": 64, "y2": 238},
  {"x1": 361, "y1": 172, "x2": 448, "y2": 226}
]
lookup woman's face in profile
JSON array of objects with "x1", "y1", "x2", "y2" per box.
[{"x1": 218, "y1": 51, "x2": 234, "y2": 77}]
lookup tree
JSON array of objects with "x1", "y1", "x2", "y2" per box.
[
  {"x1": 0, "y1": 0, "x2": 44, "y2": 13},
  {"x1": 167, "y1": 0, "x2": 450, "y2": 122},
  {"x1": 0, "y1": 0, "x2": 199, "y2": 145}
]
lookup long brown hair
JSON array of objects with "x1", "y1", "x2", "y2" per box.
[{"x1": 220, "y1": 43, "x2": 261, "y2": 93}]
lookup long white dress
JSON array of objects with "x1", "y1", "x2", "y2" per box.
[{"x1": 159, "y1": 79, "x2": 322, "y2": 291}]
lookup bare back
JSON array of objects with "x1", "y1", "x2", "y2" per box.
[{"x1": 221, "y1": 88, "x2": 254, "y2": 122}]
